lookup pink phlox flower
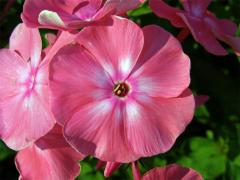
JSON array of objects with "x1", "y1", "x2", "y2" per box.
[
  {"x1": 15, "y1": 124, "x2": 84, "y2": 180},
  {"x1": 0, "y1": 23, "x2": 75, "y2": 150},
  {"x1": 96, "y1": 161, "x2": 203, "y2": 179},
  {"x1": 142, "y1": 164, "x2": 203, "y2": 180},
  {"x1": 49, "y1": 16, "x2": 195, "y2": 162},
  {"x1": 22, "y1": 0, "x2": 143, "y2": 30},
  {"x1": 149, "y1": 0, "x2": 240, "y2": 56}
]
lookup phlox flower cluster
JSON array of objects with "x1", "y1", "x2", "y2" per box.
[{"x1": 0, "y1": 0, "x2": 239, "y2": 179}]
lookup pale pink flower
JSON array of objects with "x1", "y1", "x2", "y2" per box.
[
  {"x1": 50, "y1": 16, "x2": 195, "y2": 162},
  {"x1": 149, "y1": 0, "x2": 240, "y2": 56},
  {"x1": 15, "y1": 124, "x2": 84, "y2": 180},
  {"x1": 141, "y1": 164, "x2": 203, "y2": 180},
  {"x1": 0, "y1": 23, "x2": 75, "y2": 150},
  {"x1": 22, "y1": 0, "x2": 142, "y2": 30}
]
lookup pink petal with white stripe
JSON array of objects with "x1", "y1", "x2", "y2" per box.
[
  {"x1": 0, "y1": 49, "x2": 55, "y2": 150},
  {"x1": 64, "y1": 98, "x2": 140, "y2": 162},
  {"x1": 15, "y1": 125, "x2": 83, "y2": 180},
  {"x1": 49, "y1": 44, "x2": 113, "y2": 125},
  {"x1": 10, "y1": 23, "x2": 41, "y2": 67},
  {"x1": 77, "y1": 16, "x2": 144, "y2": 81},
  {"x1": 124, "y1": 90, "x2": 194, "y2": 156},
  {"x1": 129, "y1": 25, "x2": 190, "y2": 98}
]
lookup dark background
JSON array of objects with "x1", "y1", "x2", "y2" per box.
[{"x1": 0, "y1": 0, "x2": 239, "y2": 179}]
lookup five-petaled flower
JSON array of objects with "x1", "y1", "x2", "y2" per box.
[
  {"x1": 0, "y1": 23, "x2": 74, "y2": 150},
  {"x1": 49, "y1": 16, "x2": 195, "y2": 163},
  {"x1": 150, "y1": 0, "x2": 240, "y2": 56}
]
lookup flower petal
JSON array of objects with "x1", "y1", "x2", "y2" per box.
[
  {"x1": 204, "y1": 13, "x2": 238, "y2": 36},
  {"x1": 181, "y1": 0, "x2": 211, "y2": 17},
  {"x1": 131, "y1": 162, "x2": 141, "y2": 180},
  {"x1": 0, "y1": 85, "x2": 55, "y2": 150},
  {"x1": 63, "y1": 90, "x2": 194, "y2": 162},
  {"x1": 202, "y1": 16, "x2": 240, "y2": 55},
  {"x1": 149, "y1": 0, "x2": 185, "y2": 27},
  {"x1": 143, "y1": 164, "x2": 203, "y2": 180},
  {"x1": 96, "y1": 160, "x2": 106, "y2": 170},
  {"x1": 10, "y1": 23, "x2": 42, "y2": 67},
  {"x1": 64, "y1": 98, "x2": 139, "y2": 162},
  {"x1": 0, "y1": 50, "x2": 55, "y2": 150},
  {"x1": 45, "y1": 33, "x2": 57, "y2": 45},
  {"x1": 38, "y1": 10, "x2": 66, "y2": 28},
  {"x1": 178, "y1": 13, "x2": 228, "y2": 55},
  {"x1": 49, "y1": 44, "x2": 113, "y2": 125},
  {"x1": 21, "y1": 0, "x2": 81, "y2": 28},
  {"x1": 15, "y1": 125, "x2": 83, "y2": 180},
  {"x1": 129, "y1": 25, "x2": 190, "y2": 98},
  {"x1": 104, "y1": 162, "x2": 121, "y2": 177},
  {"x1": 41, "y1": 31, "x2": 76, "y2": 66},
  {"x1": 77, "y1": 16, "x2": 144, "y2": 81},
  {"x1": 0, "y1": 49, "x2": 27, "y2": 98},
  {"x1": 72, "y1": 0, "x2": 102, "y2": 20},
  {"x1": 124, "y1": 90, "x2": 195, "y2": 157},
  {"x1": 95, "y1": 0, "x2": 141, "y2": 19},
  {"x1": 214, "y1": 31, "x2": 240, "y2": 56}
]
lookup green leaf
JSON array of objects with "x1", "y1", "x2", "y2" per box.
[
  {"x1": 227, "y1": 155, "x2": 240, "y2": 180},
  {"x1": 195, "y1": 105, "x2": 210, "y2": 124},
  {"x1": 178, "y1": 137, "x2": 228, "y2": 180},
  {"x1": 76, "y1": 161, "x2": 105, "y2": 180},
  {"x1": 128, "y1": 3, "x2": 152, "y2": 17},
  {"x1": 233, "y1": 155, "x2": 240, "y2": 167},
  {"x1": 0, "y1": 141, "x2": 15, "y2": 161}
]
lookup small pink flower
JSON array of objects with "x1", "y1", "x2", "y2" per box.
[
  {"x1": 149, "y1": 0, "x2": 240, "y2": 56},
  {"x1": 22, "y1": 0, "x2": 142, "y2": 30},
  {"x1": 142, "y1": 164, "x2": 203, "y2": 180},
  {"x1": 50, "y1": 16, "x2": 195, "y2": 162},
  {"x1": 15, "y1": 124, "x2": 84, "y2": 180},
  {"x1": 0, "y1": 23, "x2": 74, "y2": 150}
]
